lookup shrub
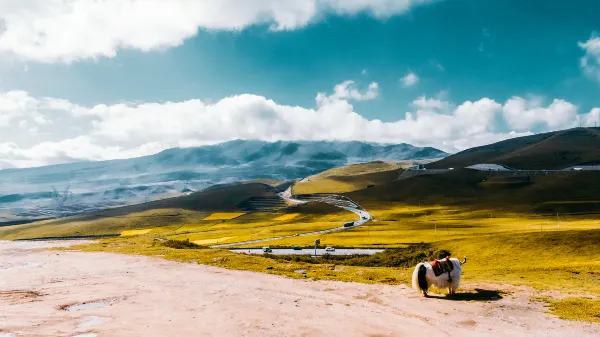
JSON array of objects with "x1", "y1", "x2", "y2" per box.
[
  {"x1": 434, "y1": 249, "x2": 452, "y2": 259},
  {"x1": 160, "y1": 239, "x2": 203, "y2": 249}
]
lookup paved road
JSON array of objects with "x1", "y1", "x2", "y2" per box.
[
  {"x1": 231, "y1": 248, "x2": 384, "y2": 256},
  {"x1": 210, "y1": 187, "x2": 371, "y2": 248}
]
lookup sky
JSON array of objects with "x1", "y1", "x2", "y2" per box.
[{"x1": 0, "y1": 0, "x2": 600, "y2": 168}]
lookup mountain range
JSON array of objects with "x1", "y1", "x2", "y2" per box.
[{"x1": 0, "y1": 140, "x2": 445, "y2": 222}]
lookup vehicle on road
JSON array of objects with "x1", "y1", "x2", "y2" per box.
[
  {"x1": 325, "y1": 247, "x2": 335, "y2": 252},
  {"x1": 292, "y1": 245, "x2": 302, "y2": 250},
  {"x1": 343, "y1": 221, "x2": 354, "y2": 227},
  {"x1": 262, "y1": 247, "x2": 272, "y2": 253},
  {"x1": 361, "y1": 216, "x2": 367, "y2": 220}
]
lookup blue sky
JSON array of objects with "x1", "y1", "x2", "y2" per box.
[{"x1": 0, "y1": 0, "x2": 599, "y2": 168}]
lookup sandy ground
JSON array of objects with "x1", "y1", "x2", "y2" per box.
[{"x1": 1, "y1": 241, "x2": 598, "y2": 337}]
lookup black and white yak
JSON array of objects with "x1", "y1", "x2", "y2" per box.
[{"x1": 412, "y1": 257, "x2": 467, "y2": 296}]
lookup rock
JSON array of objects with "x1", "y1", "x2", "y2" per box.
[
  {"x1": 294, "y1": 269, "x2": 307, "y2": 274},
  {"x1": 266, "y1": 266, "x2": 273, "y2": 270}
]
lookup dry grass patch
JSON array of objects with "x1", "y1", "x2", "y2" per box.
[
  {"x1": 193, "y1": 237, "x2": 235, "y2": 245},
  {"x1": 274, "y1": 213, "x2": 300, "y2": 221},
  {"x1": 203, "y1": 212, "x2": 246, "y2": 220},
  {"x1": 548, "y1": 297, "x2": 600, "y2": 323},
  {"x1": 120, "y1": 229, "x2": 153, "y2": 237}
]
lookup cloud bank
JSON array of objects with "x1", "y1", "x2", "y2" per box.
[
  {"x1": 1, "y1": 80, "x2": 598, "y2": 168},
  {"x1": 0, "y1": 0, "x2": 435, "y2": 63}
]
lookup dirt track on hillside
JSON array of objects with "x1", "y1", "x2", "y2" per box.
[{"x1": 1, "y1": 241, "x2": 598, "y2": 337}]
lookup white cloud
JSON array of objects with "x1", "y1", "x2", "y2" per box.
[
  {"x1": 361, "y1": 69, "x2": 368, "y2": 75},
  {"x1": 316, "y1": 80, "x2": 379, "y2": 106},
  {"x1": 0, "y1": 85, "x2": 598, "y2": 168},
  {"x1": 502, "y1": 96, "x2": 578, "y2": 131},
  {"x1": 400, "y1": 71, "x2": 419, "y2": 87},
  {"x1": 412, "y1": 96, "x2": 450, "y2": 110},
  {"x1": 0, "y1": 90, "x2": 51, "y2": 127},
  {"x1": 0, "y1": 136, "x2": 166, "y2": 168},
  {"x1": 579, "y1": 35, "x2": 600, "y2": 82},
  {"x1": 579, "y1": 108, "x2": 600, "y2": 127},
  {"x1": 0, "y1": 0, "x2": 435, "y2": 63}
]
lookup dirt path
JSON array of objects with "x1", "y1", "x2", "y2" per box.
[{"x1": 1, "y1": 241, "x2": 598, "y2": 337}]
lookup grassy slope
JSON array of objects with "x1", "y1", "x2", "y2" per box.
[
  {"x1": 0, "y1": 183, "x2": 349, "y2": 240},
  {"x1": 293, "y1": 163, "x2": 402, "y2": 194},
  {"x1": 0, "y1": 182, "x2": 309, "y2": 240},
  {"x1": 428, "y1": 127, "x2": 600, "y2": 170},
  {"x1": 346, "y1": 169, "x2": 600, "y2": 213},
  {"x1": 308, "y1": 161, "x2": 403, "y2": 179}
]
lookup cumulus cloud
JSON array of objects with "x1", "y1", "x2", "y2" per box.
[
  {"x1": 579, "y1": 108, "x2": 600, "y2": 127},
  {"x1": 0, "y1": 0, "x2": 435, "y2": 63},
  {"x1": 400, "y1": 71, "x2": 419, "y2": 87},
  {"x1": 2, "y1": 81, "x2": 598, "y2": 168},
  {"x1": 316, "y1": 80, "x2": 379, "y2": 106},
  {"x1": 502, "y1": 96, "x2": 578, "y2": 131},
  {"x1": 579, "y1": 34, "x2": 600, "y2": 82},
  {"x1": 0, "y1": 90, "x2": 52, "y2": 127},
  {"x1": 412, "y1": 96, "x2": 450, "y2": 110}
]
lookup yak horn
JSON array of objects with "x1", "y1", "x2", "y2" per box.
[{"x1": 460, "y1": 257, "x2": 467, "y2": 265}]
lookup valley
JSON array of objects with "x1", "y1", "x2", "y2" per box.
[{"x1": 1, "y1": 128, "x2": 600, "y2": 335}]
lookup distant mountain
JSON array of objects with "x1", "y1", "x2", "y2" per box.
[
  {"x1": 0, "y1": 161, "x2": 13, "y2": 170},
  {"x1": 427, "y1": 127, "x2": 600, "y2": 170},
  {"x1": 0, "y1": 140, "x2": 445, "y2": 221}
]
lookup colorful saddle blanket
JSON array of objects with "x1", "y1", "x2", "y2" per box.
[{"x1": 431, "y1": 258, "x2": 454, "y2": 277}]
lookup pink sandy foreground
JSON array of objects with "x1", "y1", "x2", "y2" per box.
[{"x1": 0, "y1": 241, "x2": 598, "y2": 337}]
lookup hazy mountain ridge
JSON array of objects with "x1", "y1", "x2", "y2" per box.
[{"x1": 0, "y1": 140, "x2": 445, "y2": 221}]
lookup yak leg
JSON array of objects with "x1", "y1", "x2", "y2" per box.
[{"x1": 447, "y1": 274, "x2": 455, "y2": 295}]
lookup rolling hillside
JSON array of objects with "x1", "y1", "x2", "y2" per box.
[
  {"x1": 293, "y1": 161, "x2": 403, "y2": 194},
  {"x1": 0, "y1": 140, "x2": 445, "y2": 222},
  {"x1": 347, "y1": 169, "x2": 600, "y2": 213},
  {"x1": 428, "y1": 127, "x2": 600, "y2": 170},
  {"x1": 0, "y1": 181, "x2": 343, "y2": 240}
]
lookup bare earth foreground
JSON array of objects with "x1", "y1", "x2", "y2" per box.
[{"x1": 1, "y1": 241, "x2": 598, "y2": 337}]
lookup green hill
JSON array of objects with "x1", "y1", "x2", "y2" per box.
[
  {"x1": 347, "y1": 169, "x2": 600, "y2": 213},
  {"x1": 427, "y1": 127, "x2": 600, "y2": 170},
  {"x1": 293, "y1": 161, "x2": 402, "y2": 194}
]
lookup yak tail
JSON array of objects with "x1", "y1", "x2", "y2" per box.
[
  {"x1": 460, "y1": 256, "x2": 467, "y2": 265},
  {"x1": 412, "y1": 263, "x2": 429, "y2": 292}
]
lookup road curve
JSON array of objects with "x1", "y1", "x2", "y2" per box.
[{"x1": 210, "y1": 187, "x2": 371, "y2": 248}]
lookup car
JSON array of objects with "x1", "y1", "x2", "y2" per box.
[
  {"x1": 361, "y1": 216, "x2": 367, "y2": 220},
  {"x1": 292, "y1": 245, "x2": 302, "y2": 250},
  {"x1": 262, "y1": 247, "x2": 272, "y2": 253},
  {"x1": 343, "y1": 221, "x2": 354, "y2": 227},
  {"x1": 325, "y1": 247, "x2": 335, "y2": 252}
]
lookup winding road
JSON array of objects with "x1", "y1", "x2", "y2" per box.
[{"x1": 210, "y1": 186, "x2": 371, "y2": 248}]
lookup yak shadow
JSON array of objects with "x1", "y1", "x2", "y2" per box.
[{"x1": 427, "y1": 288, "x2": 503, "y2": 301}]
